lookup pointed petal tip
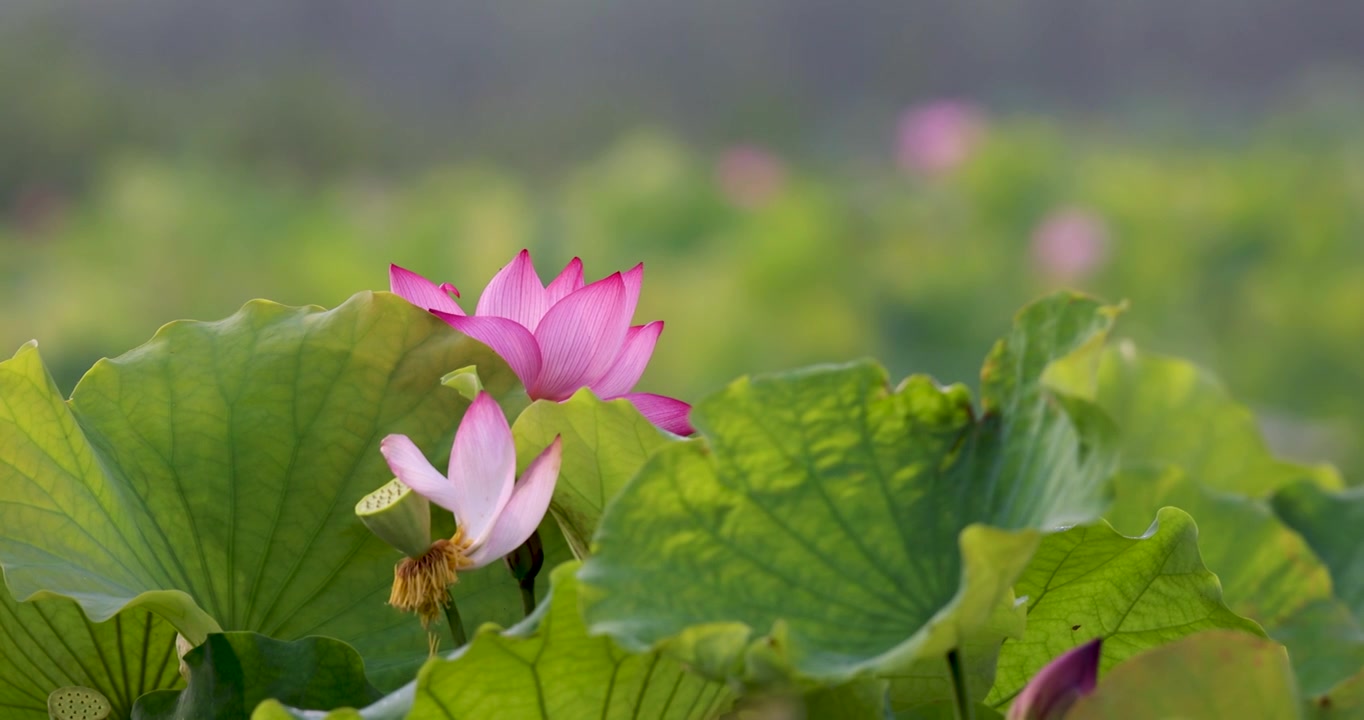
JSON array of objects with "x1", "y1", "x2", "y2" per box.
[
  {"x1": 439, "y1": 282, "x2": 461, "y2": 298},
  {"x1": 465, "y1": 435, "x2": 563, "y2": 567}
]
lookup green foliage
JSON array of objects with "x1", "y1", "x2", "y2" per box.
[
  {"x1": 1272, "y1": 484, "x2": 1364, "y2": 621},
  {"x1": 987, "y1": 508, "x2": 1262, "y2": 709},
  {"x1": 1066, "y1": 631, "x2": 1302, "y2": 719},
  {"x1": 132, "y1": 633, "x2": 381, "y2": 720},
  {"x1": 511, "y1": 391, "x2": 676, "y2": 558},
  {"x1": 258, "y1": 563, "x2": 733, "y2": 720},
  {"x1": 580, "y1": 294, "x2": 1118, "y2": 681},
  {"x1": 0, "y1": 292, "x2": 535, "y2": 689},
  {"x1": 0, "y1": 584, "x2": 183, "y2": 720}
]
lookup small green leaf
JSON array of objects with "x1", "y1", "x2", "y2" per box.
[
  {"x1": 581, "y1": 293, "x2": 1120, "y2": 681},
  {"x1": 131, "y1": 633, "x2": 382, "y2": 720},
  {"x1": 0, "y1": 575, "x2": 183, "y2": 720},
  {"x1": 987, "y1": 507, "x2": 1263, "y2": 709},
  {"x1": 1066, "y1": 631, "x2": 1302, "y2": 720},
  {"x1": 512, "y1": 390, "x2": 675, "y2": 558}
]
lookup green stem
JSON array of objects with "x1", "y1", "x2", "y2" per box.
[
  {"x1": 443, "y1": 590, "x2": 467, "y2": 647},
  {"x1": 947, "y1": 649, "x2": 974, "y2": 720},
  {"x1": 519, "y1": 581, "x2": 537, "y2": 617}
]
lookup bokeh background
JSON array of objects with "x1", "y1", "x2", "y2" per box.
[{"x1": 3, "y1": 2, "x2": 1363, "y2": 477}]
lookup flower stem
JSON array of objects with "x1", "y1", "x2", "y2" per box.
[
  {"x1": 947, "y1": 648, "x2": 974, "y2": 720},
  {"x1": 519, "y1": 581, "x2": 537, "y2": 616},
  {"x1": 443, "y1": 589, "x2": 467, "y2": 647}
]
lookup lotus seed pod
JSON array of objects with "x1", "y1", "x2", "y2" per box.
[
  {"x1": 176, "y1": 633, "x2": 195, "y2": 681},
  {"x1": 356, "y1": 478, "x2": 432, "y2": 558},
  {"x1": 47, "y1": 686, "x2": 110, "y2": 720}
]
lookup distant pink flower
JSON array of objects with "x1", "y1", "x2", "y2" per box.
[
  {"x1": 896, "y1": 100, "x2": 985, "y2": 176},
  {"x1": 1008, "y1": 639, "x2": 1102, "y2": 720},
  {"x1": 390, "y1": 250, "x2": 694, "y2": 436},
  {"x1": 381, "y1": 392, "x2": 562, "y2": 570},
  {"x1": 716, "y1": 145, "x2": 786, "y2": 208},
  {"x1": 1031, "y1": 208, "x2": 1111, "y2": 281}
]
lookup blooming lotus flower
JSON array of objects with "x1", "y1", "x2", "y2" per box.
[
  {"x1": 390, "y1": 250, "x2": 694, "y2": 435},
  {"x1": 1008, "y1": 638, "x2": 1103, "y2": 720},
  {"x1": 379, "y1": 391, "x2": 562, "y2": 624}
]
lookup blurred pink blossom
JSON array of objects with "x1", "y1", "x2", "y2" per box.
[
  {"x1": 715, "y1": 145, "x2": 786, "y2": 208},
  {"x1": 896, "y1": 100, "x2": 985, "y2": 176},
  {"x1": 1031, "y1": 207, "x2": 1111, "y2": 282}
]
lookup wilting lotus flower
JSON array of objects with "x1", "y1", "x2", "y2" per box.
[
  {"x1": 379, "y1": 392, "x2": 562, "y2": 625},
  {"x1": 390, "y1": 250, "x2": 694, "y2": 435},
  {"x1": 1008, "y1": 638, "x2": 1103, "y2": 720},
  {"x1": 896, "y1": 99, "x2": 985, "y2": 176},
  {"x1": 1031, "y1": 207, "x2": 1111, "y2": 282}
]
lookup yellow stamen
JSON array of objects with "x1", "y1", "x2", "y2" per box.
[{"x1": 388, "y1": 530, "x2": 474, "y2": 627}]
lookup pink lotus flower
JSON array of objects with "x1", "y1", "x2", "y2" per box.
[
  {"x1": 1008, "y1": 638, "x2": 1103, "y2": 720},
  {"x1": 1031, "y1": 207, "x2": 1111, "y2": 282},
  {"x1": 380, "y1": 392, "x2": 562, "y2": 570},
  {"x1": 896, "y1": 100, "x2": 985, "y2": 176},
  {"x1": 390, "y1": 250, "x2": 694, "y2": 435}
]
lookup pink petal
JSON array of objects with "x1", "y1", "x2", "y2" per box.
[
  {"x1": 475, "y1": 249, "x2": 549, "y2": 331},
  {"x1": 621, "y1": 262, "x2": 644, "y2": 322},
  {"x1": 447, "y1": 392, "x2": 517, "y2": 546},
  {"x1": 439, "y1": 313, "x2": 543, "y2": 391},
  {"x1": 620, "y1": 392, "x2": 694, "y2": 435},
  {"x1": 379, "y1": 434, "x2": 459, "y2": 512},
  {"x1": 467, "y1": 436, "x2": 562, "y2": 568},
  {"x1": 544, "y1": 257, "x2": 585, "y2": 306},
  {"x1": 389, "y1": 264, "x2": 465, "y2": 316},
  {"x1": 590, "y1": 321, "x2": 662, "y2": 399},
  {"x1": 529, "y1": 273, "x2": 630, "y2": 401}
]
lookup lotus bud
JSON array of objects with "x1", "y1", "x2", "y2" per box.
[
  {"x1": 1008, "y1": 638, "x2": 1103, "y2": 720},
  {"x1": 355, "y1": 478, "x2": 432, "y2": 559}
]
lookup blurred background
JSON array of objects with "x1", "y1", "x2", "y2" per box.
[{"x1": 2, "y1": 1, "x2": 1363, "y2": 477}]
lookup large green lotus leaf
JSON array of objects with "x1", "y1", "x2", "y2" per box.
[
  {"x1": 580, "y1": 293, "x2": 1120, "y2": 681},
  {"x1": 0, "y1": 292, "x2": 535, "y2": 688},
  {"x1": 512, "y1": 390, "x2": 675, "y2": 558},
  {"x1": 1084, "y1": 344, "x2": 1340, "y2": 496},
  {"x1": 986, "y1": 507, "x2": 1263, "y2": 710},
  {"x1": 132, "y1": 632, "x2": 381, "y2": 720},
  {"x1": 1104, "y1": 467, "x2": 1333, "y2": 630},
  {"x1": 1272, "y1": 483, "x2": 1364, "y2": 622},
  {"x1": 0, "y1": 575, "x2": 183, "y2": 720},
  {"x1": 1066, "y1": 630, "x2": 1302, "y2": 720}
]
